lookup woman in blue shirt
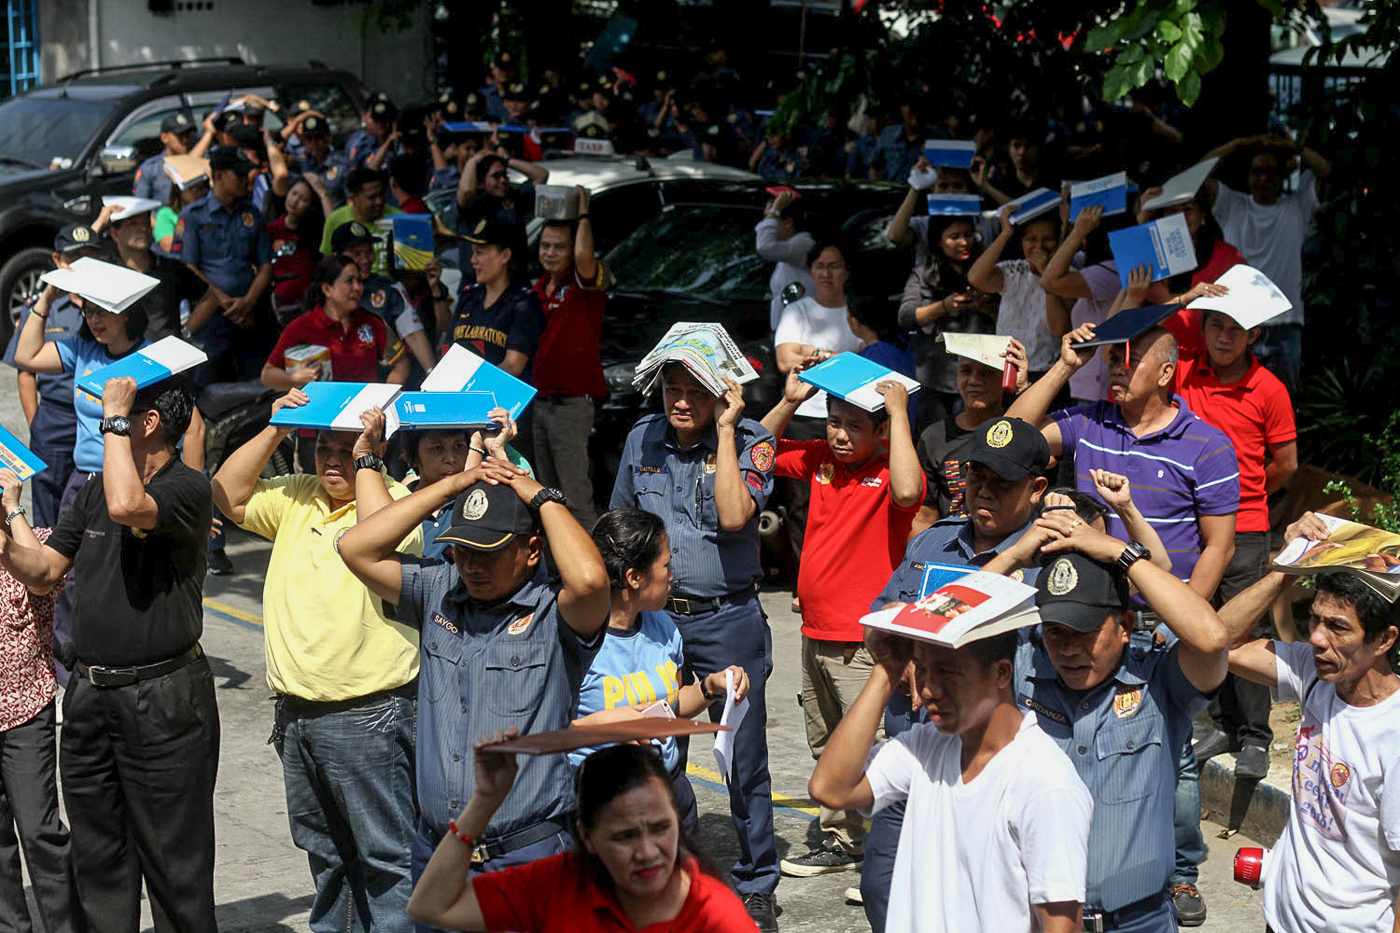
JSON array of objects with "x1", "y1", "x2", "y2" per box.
[{"x1": 572, "y1": 508, "x2": 750, "y2": 837}]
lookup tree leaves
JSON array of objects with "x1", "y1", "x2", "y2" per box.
[{"x1": 1083, "y1": 0, "x2": 1236, "y2": 105}]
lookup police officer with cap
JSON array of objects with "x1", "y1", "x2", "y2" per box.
[
  {"x1": 332, "y1": 221, "x2": 436, "y2": 375},
  {"x1": 133, "y1": 111, "x2": 197, "y2": 203},
  {"x1": 293, "y1": 114, "x2": 349, "y2": 205},
  {"x1": 348, "y1": 94, "x2": 398, "y2": 171},
  {"x1": 1011, "y1": 511, "x2": 1230, "y2": 932},
  {"x1": 608, "y1": 361, "x2": 782, "y2": 931},
  {"x1": 336, "y1": 451, "x2": 610, "y2": 912}
]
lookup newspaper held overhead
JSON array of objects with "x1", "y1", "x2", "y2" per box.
[
  {"x1": 634, "y1": 322, "x2": 758, "y2": 397},
  {"x1": 861, "y1": 571, "x2": 1040, "y2": 648},
  {"x1": 1272, "y1": 514, "x2": 1400, "y2": 601}
]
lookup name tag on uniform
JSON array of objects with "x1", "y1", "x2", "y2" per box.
[
  {"x1": 637, "y1": 465, "x2": 667, "y2": 474},
  {"x1": 1020, "y1": 695, "x2": 1068, "y2": 725},
  {"x1": 430, "y1": 612, "x2": 459, "y2": 635}
]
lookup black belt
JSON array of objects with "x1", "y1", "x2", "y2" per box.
[
  {"x1": 279, "y1": 681, "x2": 417, "y2": 716},
  {"x1": 76, "y1": 644, "x2": 203, "y2": 688},
  {"x1": 666, "y1": 586, "x2": 753, "y2": 616},
  {"x1": 471, "y1": 819, "x2": 569, "y2": 864},
  {"x1": 1081, "y1": 890, "x2": 1167, "y2": 933}
]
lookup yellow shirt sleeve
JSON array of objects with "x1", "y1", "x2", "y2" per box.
[{"x1": 239, "y1": 474, "x2": 319, "y2": 541}]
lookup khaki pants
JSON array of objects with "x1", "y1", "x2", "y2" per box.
[
  {"x1": 801, "y1": 635, "x2": 878, "y2": 853},
  {"x1": 531, "y1": 396, "x2": 599, "y2": 529}
]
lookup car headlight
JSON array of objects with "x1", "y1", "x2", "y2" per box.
[{"x1": 604, "y1": 362, "x2": 639, "y2": 397}]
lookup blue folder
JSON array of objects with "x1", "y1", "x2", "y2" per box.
[
  {"x1": 919, "y1": 563, "x2": 977, "y2": 599},
  {"x1": 0, "y1": 424, "x2": 46, "y2": 482}
]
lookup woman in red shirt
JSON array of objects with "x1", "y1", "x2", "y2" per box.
[
  {"x1": 409, "y1": 742, "x2": 756, "y2": 932},
  {"x1": 266, "y1": 176, "x2": 326, "y2": 324}
]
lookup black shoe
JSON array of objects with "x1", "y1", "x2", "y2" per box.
[
  {"x1": 207, "y1": 549, "x2": 234, "y2": 576},
  {"x1": 1172, "y1": 882, "x2": 1206, "y2": 926},
  {"x1": 1192, "y1": 727, "x2": 1233, "y2": 764},
  {"x1": 780, "y1": 839, "x2": 862, "y2": 877},
  {"x1": 1235, "y1": 743, "x2": 1270, "y2": 780},
  {"x1": 742, "y1": 892, "x2": 779, "y2": 933}
]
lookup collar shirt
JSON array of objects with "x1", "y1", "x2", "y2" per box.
[
  {"x1": 448, "y1": 283, "x2": 545, "y2": 376},
  {"x1": 133, "y1": 152, "x2": 172, "y2": 203},
  {"x1": 873, "y1": 515, "x2": 1040, "y2": 610},
  {"x1": 0, "y1": 528, "x2": 60, "y2": 731},
  {"x1": 266, "y1": 304, "x2": 388, "y2": 385},
  {"x1": 609, "y1": 413, "x2": 776, "y2": 598},
  {"x1": 398, "y1": 560, "x2": 604, "y2": 838},
  {"x1": 362, "y1": 272, "x2": 425, "y2": 338},
  {"x1": 531, "y1": 268, "x2": 607, "y2": 399},
  {"x1": 175, "y1": 191, "x2": 271, "y2": 296},
  {"x1": 1014, "y1": 632, "x2": 1209, "y2": 910}
]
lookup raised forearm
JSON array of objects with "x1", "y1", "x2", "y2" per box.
[
  {"x1": 211, "y1": 424, "x2": 287, "y2": 519},
  {"x1": 967, "y1": 229, "x2": 1011, "y2": 291},
  {"x1": 1219, "y1": 570, "x2": 1292, "y2": 647},
  {"x1": 1129, "y1": 558, "x2": 1228, "y2": 655},
  {"x1": 1006, "y1": 360, "x2": 1073, "y2": 428},
  {"x1": 886, "y1": 409, "x2": 923, "y2": 507},
  {"x1": 1187, "y1": 536, "x2": 1234, "y2": 599},
  {"x1": 809, "y1": 664, "x2": 893, "y2": 810},
  {"x1": 714, "y1": 428, "x2": 756, "y2": 531},
  {"x1": 760, "y1": 398, "x2": 800, "y2": 440},
  {"x1": 1115, "y1": 502, "x2": 1171, "y2": 571},
  {"x1": 885, "y1": 186, "x2": 920, "y2": 246}
]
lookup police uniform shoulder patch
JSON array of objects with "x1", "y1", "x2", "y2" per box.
[
  {"x1": 371, "y1": 289, "x2": 386, "y2": 308},
  {"x1": 242, "y1": 211, "x2": 255, "y2": 228},
  {"x1": 463, "y1": 487, "x2": 488, "y2": 520},
  {"x1": 507, "y1": 612, "x2": 534, "y2": 636},
  {"x1": 1113, "y1": 687, "x2": 1142, "y2": 719},
  {"x1": 750, "y1": 441, "x2": 775, "y2": 472},
  {"x1": 1046, "y1": 557, "x2": 1078, "y2": 596},
  {"x1": 986, "y1": 419, "x2": 1013, "y2": 448}
]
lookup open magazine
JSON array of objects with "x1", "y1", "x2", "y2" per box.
[
  {"x1": 1272, "y1": 514, "x2": 1400, "y2": 600},
  {"x1": 861, "y1": 570, "x2": 1039, "y2": 648},
  {"x1": 634, "y1": 322, "x2": 758, "y2": 397}
]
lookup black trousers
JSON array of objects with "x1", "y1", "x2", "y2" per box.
[
  {"x1": 1212, "y1": 531, "x2": 1274, "y2": 747},
  {"x1": 60, "y1": 656, "x2": 220, "y2": 933},
  {"x1": 0, "y1": 700, "x2": 82, "y2": 933}
]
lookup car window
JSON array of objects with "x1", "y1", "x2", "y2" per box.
[
  {"x1": 279, "y1": 82, "x2": 361, "y2": 141},
  {"x1": 588, "y1": 184, "x2": 662, "y2": 253},
  {"x1": 0, "y1": 95, "x2": 116, "y2": 169},
  {"x1": 607, "y1": 204, "x2": 769, "y2": 305},
  {"x1": 106, "y1": 96, "x2": 190, "y2": 151}
]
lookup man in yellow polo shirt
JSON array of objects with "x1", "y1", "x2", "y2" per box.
[{"x1": 212, "y1": 389, "x2": 421, "y2": 933}]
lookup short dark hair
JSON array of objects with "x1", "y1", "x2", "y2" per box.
[
  {"x1": 827, "y1": 392, "x2": 887, "y2": 427},
  {"x1": 303, "y1": 254, "x2": 358, "y2": 313},
  {"x1": 389, "y1": 154, "x2": 427, "y2": 198},
  {"x1": 133, "y1": 378, "x2": 194, "y2": 451},
  {"x1": 847, "y1": 294, "x2": 896, "y2": 343},
  {"x1": 346, "y1": 166, "x2": 388, "y2": 195},
  {"x1": 806, "y1": 236, "x2": 851, "y2": 270},
  {"x1": 541, "y1": 218, "x2": 577, "y2": 240},
  {"x1": 1314, "y1": 572, "x2": 1400, "y2": 643},
  {"x1": 401, "y1": 428, "x2": 471, "y2": 468},
  {"x1": 966, "y1": 629, "x2": 1019, "y2": 669},
  {"x1": 1046, "y1": 487, "x2": 1109, "y2": 528},
  {"x1": 591, "y1": 508, "x2": 667, "y2": 590}
]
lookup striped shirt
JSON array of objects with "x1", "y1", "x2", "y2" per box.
[{"x1": 1052, "y1": 397, "x2": 1239, "y2": 584}]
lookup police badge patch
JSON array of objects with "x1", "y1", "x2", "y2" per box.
[
  {"x1": 1046, "y1": 557, "x2": 1078, "y2": 596},
  {"x1": 371, "y1": 290, "x2": 386, "y2": 309},
  {"x1": 1113, "y1": 688, "x2": 1142, "y2": 718},
  {"x1": 242, "y1": 211, "x2": 255, "y2": 228},
  {"x1": 463, "y1": 488, "x2": 488, "y2": 520},
  {"x1": 750, "y1": 441, "x2": 775, "y2": 472},
  {"x1": 986, "y1": 419, "x2": 1013, "y2": 448}
]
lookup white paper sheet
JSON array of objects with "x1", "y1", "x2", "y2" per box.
[{"x1": 712, "y1": 669, "x2": 750, "y2": 784}]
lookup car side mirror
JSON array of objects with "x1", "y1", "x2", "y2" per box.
[
  {"x1": 97, "y1": 145, "x2": 136, "y2": 175},
  {"x1": 781, "y1": 282, "x2": 806, "y2": 306}
]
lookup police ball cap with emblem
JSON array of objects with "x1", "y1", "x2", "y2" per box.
[
  {"x1": 462, "y1": 216, "x2": 519, "y2": 249},
  {"x1": 160, "y1": 112, "x2": 194, "y2": 134},
  {"x1": 1034, "y1": 552, "x2": 1130, "y2": 633},
  {"x1": 331, "y1": 221, "x2": 377, "y2": 253},
  {"x1": 967, "y1": 417, "x2": 1050, "y2": 481},
  {"x1": 437, "y1": 482, "x2": 538, "y2": 552},
  {"x1": 55, "y1": 224, "x2": 98, "y2": 253},
  {"x1": 301, "y1": 115, "x2": 330, "y2": 137}
]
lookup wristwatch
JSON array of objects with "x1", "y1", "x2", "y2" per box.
[
  {"x1": 4, "y1": 506, "x2": 25, "y2": 529},
  {"x1": 529, "y1": 487, "x2": 567, "y2": 512},
  {"x1": 100, "y1": 415, "x2": 131, "y2": 437},
  {"x1": 1116, "y1": 540, "x2": 1151, "y2": 572},
  {"x1": 353, "y1": 454, "x2": 385, "y2": 473}
]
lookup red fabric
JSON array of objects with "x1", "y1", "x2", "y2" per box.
[
  {"x1": 1163, "y1": 239, "x2": 1246, "y2": 355},
  {"x1": 0, "y1": 527, "x2": 60, "y2": 732},
  {"x1": 266, "y1": 304, "x2": 388, "y2": 384},
  {"x1": 775, "y1": 439, "x2": 923, "y2": 641},
  {"x1": 267, "y1": 217, "x2": 317, "y2": 306},
  {"x1": 1174, "y1": 350, "x2": 1296, "y2": 532},
  {"x1": 398, "y1": 195, "x2": 429, "y2": 216},
  {"x1": 531, "y1": 269, "x2": 608, "y2": 398},
  {"x1": 474, "y1": 852, "x2": 756, "y2": 933}
]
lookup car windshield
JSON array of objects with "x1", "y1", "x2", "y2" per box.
[
  {"x1": 0, "y1": 95, "x2": 116, "y2": 169},
  {"x1": 607, "y1": 203, "x2": 769, "y2": 304}
]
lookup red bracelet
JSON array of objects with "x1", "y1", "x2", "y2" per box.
[{"x1": 447, "y1": 820, "x2": 474, "y2": 846}]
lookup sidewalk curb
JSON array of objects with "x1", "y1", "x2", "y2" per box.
[{"x1": 1200, "y1": 758, "x2": 1290, "y2": 846}]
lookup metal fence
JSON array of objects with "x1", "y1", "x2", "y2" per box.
[{"x1": 3, "y1": 0, "x2": 40, "y2": 98}]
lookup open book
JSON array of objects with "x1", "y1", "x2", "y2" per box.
[
  {"x1": 1273, "y1": 514, "x2": 1400, "y2": 600},
  {"x1": 987, "y1": 187, "x2": 1060, "y2": 225},
  {"x1": 634, "y1": 322, "x2": 758, "y2": 397},
  {"x1": 1186, "y1": 264, "x2": 1292, "y2": 329},
  {"x1": 862, "y1": 570, "x2": 1039, "y2": 648},
  {"x1": 41, "y1": 257, "x2": 160, "y2": 314},
  {"x1": 1107, "y1": 213, "x2": 1197, "y2": 287},
  {"x1": 1069, "y1": 171, "x2": 1128, "y2": 220},
  {"x1": 1141, "y1": 158, "x2": 1218, "y2": 212}
]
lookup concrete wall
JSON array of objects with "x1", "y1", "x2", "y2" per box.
[{"x1": 41, "y1": 0, "x2": 433, "y2": 103}]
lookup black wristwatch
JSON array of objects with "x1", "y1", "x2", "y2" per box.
[
  {"x1": 529, "y1": 487, "x2": 567, "y2": 512},
  {"x1": 353, "y1": 454, "x2": 384, "y2": 473},
  {"x1": 100, "y1": 415, "x2": 131, "y2": 437},
  {"x1": 1116, "y1": 540, "x2": 1151, "y2": 572}
]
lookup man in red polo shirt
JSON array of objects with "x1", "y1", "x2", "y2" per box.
[
  {"x1": 1175, "y1": 306, "x2": 1296, "y2": 780},
  {"x1": 532, "y1": 185, "x2": 608, "y2": 528},
  {"x1": 760, "y1": 359, "x2": 924, "y2": 878}
]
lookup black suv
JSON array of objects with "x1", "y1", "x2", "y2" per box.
[{"x1": 0, "y1": 57, "x2": 366, "y2": 344}]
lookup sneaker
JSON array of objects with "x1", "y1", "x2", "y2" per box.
[
  {"x1": 207, "y1": 549, "x2": 234, "y2": 576},
  {"x1": 844, "y1": 886, "x2": 864, "y2": 904},
  {"x1": 790, "y1": 596, "x2": 802, "y2": 614},
  {"x1": 742, "y1": 892, "x2": 778, "y2": 932},
  {"x1": 1192, "y1": 727, "x2": 1233, "y2": 764},
  {"x1": 1235, "y1": 744, "x2": 1270, "y2": 780},
  {"x1": 1172, "y1": 882, "x2": 1206, "y2": 926},
  {"x1": 779, "y1": 840, "x2": 862, "y2": 877}
]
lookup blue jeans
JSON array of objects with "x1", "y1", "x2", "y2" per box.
[
  {"x1": 667, "y1": 590, "x2": 778, "y2": 895},
  {"x1": 861, "y1": 690, "x2": 927, "y2": 933},
  {"x1": 276, "y1": 693, "x2": 417, "y2": 933},
  {"x1": 410, "y1": 822, "x2": 572, "y2": 933},
  {"x1": 1172, "y1": 736, "x2": 1203, "y2": 886}
]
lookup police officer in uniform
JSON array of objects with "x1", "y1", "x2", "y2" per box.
[
  {"x1": 133, "y1": 111, "x2": 197, "y2": 203},
  {"x1": 347, "y1": 94, "x2": 397, "y2": 172},
  {"x1": 292, "y1": 114, "x2": 349, "y2": 206},
  {"x1": 608, "y1": 365, "x2": 782, "y2": 932},
  {"x1": 336, "y1": 453, "x2": 611, "y2": 932}
]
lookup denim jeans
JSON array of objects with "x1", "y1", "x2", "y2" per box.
[
  {"x1": 276, "y1": 693, "x2": 417, "y2": 933},
  {"x1": 1172, "y1": 735, "x2": 1204, "y2": 886}
]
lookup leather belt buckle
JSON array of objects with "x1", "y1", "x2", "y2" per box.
[
  {"x1": 470, "y1": 843, "x2": 488, "y2": 865},
  {"x1": 1082, "y1": 910, "x2": 1105, "y2": 933},
  {"x1": 670, "y1": 597, "x2": 690, "y2": 615},
  {"x1": 87, "y1": 665, "x2": 138, "y2": 688}
]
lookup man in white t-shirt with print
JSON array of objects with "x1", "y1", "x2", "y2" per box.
[
  {"x1": 809, "y1": 619, "x2": 1092, "y2": 933},
  {"x1": 1219, "y1": 511, "x2": 1400, "y2": 933}
]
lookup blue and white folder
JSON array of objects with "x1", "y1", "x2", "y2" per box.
[
  {"x1": 76, "y1": 335, "x2": 207, "y2": 398},
  {"x1": 797, "y1": 353, "x2": 921, "y2": 413},
  {"x1": 442, "y1": 121, "x2": 495, "y2": 134},
  {"x1": 993, "y1": 187, "x2": 1061, "y2": 225},
  {"x1": 390, "y1": 391, "x2": 499, "y2": 431},
  {"x1": 1107, "y1": 213, "x2": 1196, "y2": 287},
  {"x1": 922, "y1": 139, "x2": 977, "y2": 169},
  {"x1": 0, "y1": 424, "x2": 46, "y2": 482},
  {"x1": 420, "y1": 344, "x2": 538, "y2": 421},
  {"x1": 926, "y1": 193, "x2": 984, "y2": 217},
  {"x1": 269, "y1": 382, "x2": 404, "y2": 433},
  {"x1": 1069, "y1": 171, "x2": 1128, "y2": 220},
  {"x1": 919, "y1": 562, "x2": 977, "y2": 599}
]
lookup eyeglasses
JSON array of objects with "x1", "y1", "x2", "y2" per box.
[
  {"x1": 812, "y1": 262, "x2": 847, "y2": 273},
  {"x1": 79, "y1": 305, "x2": 108, "y2": 318}
]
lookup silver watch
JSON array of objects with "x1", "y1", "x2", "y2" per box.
[{"x1": 4, "y1": 506, "x2": 25, "y2": 529}]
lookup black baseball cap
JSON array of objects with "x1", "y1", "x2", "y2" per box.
[
  {"x1": 967, "y1": 417, "x2": 1050, "y2": 481},
  {"x1": 55, "y1": 224, "x2": 99, "y2": 253},
  {"x1": 503, "y1": 83, "x2": 530, "y2": 102},
  {"x1": 462, "y1": 216, "x2": 521, "y2": 249},
  {"x1": 1035, "y1": 552, "x2": 1130, "y2": 633},
  {"x1": 300, "y1": 114, "x2": 331, "y2": 137},
  {"x1": 437, "y1": 482, "x2": 537, "y2": 551},
  {"x1": 161, "y1": 112, "x2": 196, "y2": 135},
  {"x1": 368, "y1": 96, "x2": 397, "y2": 122},
  {"x1": 208, "y1": 145, "x2": 256, "y2": 174},
  {"x1": 331, "y1": 221, "x2": 377, "y2": 253},
  {"x1": 227, "y1": 124, "x2": 264, "y2": 152}
]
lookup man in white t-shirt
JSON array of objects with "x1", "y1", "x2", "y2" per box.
[
  {"x1": 810, "y1": 623, "x2": 1092, "y2": 933},
  {"x1": 1204, "y1": 135, "x2": 1331, "y2": 390},
  {"x1": 1219, "y1": 512, "x2": 1400, "y2": 933}
]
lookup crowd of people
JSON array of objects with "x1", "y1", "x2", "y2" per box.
[{"x1": 0, "y1": 47, "x2": 1395, "y2": 933}]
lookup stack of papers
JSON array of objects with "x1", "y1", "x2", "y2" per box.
[
  {"x1": 938, "y1": 333, "x2": 1014, "y2": 370},
  {"x1": 926, "y1": 193, "x2": 984, "y2": 216},
  {"x1": 1185, "y1": 264, "x2": 1291, "y2": 329},
  {"x1": 390, "y1": 215, "x2": 434, "y2": 272},
  {"x1": 1069, "y1": 171, "x2": 1129, "y2": 220},
  {"x1": 102, "y1": 196, "x2": 163, "y2": 221},
  {"x1": 1142, "y1": 158, "x2": 1219, "y2": 212},
  {"x1": 75, "y1": 335, "x2": 208, "y2": 397},
  {"x1": 162, "y1": 155, "x2": 210, "y2": 191},
  {"x1": 633, "y1": 323, "x2": 758, "y2": 397},
  {"x1": 0, "y1": 424, "x2": 47, "y2": 481},
  {"x1": 41, "y1": 257, "x2": 160, "y2": 314},
  {"x1": 862, "y1": 570, "x2": 1039, "y2": 648},
  {"x1": 797, "y1": 352, "x2": 921, "y2": 413},
  {"x1": 1107, "y1": 213, "x2": 1197, "y2": 287}
]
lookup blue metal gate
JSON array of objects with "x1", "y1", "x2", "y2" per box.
[{"x1": 3, "y1": 0, "x2": 39, "y2": 98}]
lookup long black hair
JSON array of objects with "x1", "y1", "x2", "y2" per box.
[
  {"x1": 285, "y1": 175, "x2": 327, "y2": 254},
  {"x1": 77, "y1": 295, "x2": 148, "y2": 343},
  {"x1": 591, "y1": 508, "x2": 666, "y2": 591},
  {"x1": 302, "y1": 253, "x2": 358, "y2": 314}
]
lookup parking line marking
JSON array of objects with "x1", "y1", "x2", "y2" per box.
[{"x1": 203, "y1": 597, "x2": 264, "y2": 631}]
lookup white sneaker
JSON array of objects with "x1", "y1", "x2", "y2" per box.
[{"x1": 844, "y1": 886, "x2": 863, "y2": 904}]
